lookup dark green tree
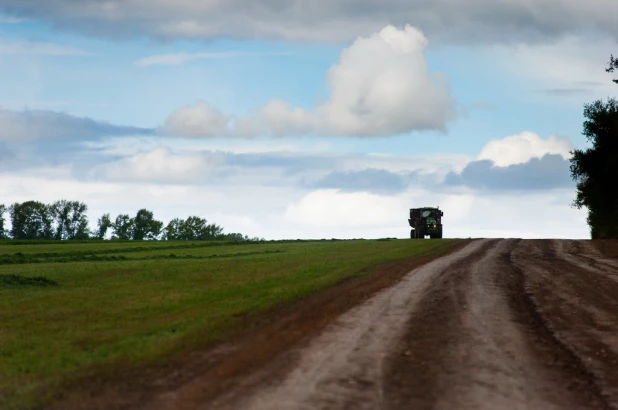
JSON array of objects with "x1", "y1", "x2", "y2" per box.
[
  {"x1": 9, "y1": 201, "x2": 55, "y2": 239},
  {"x1": 224, "y1": 232, "x2": 246, "y2": 241},
  {"x1": 570, "y1": 56, "x2": 618, "y2": 238},
  {"x1": 95, "y1": 213, "x2": 113, "y2": 239},
  {"x1": 132, "y1": 209, "x2": 163, "y2": 240},
  {"x1": 51, "y1": 200, "x2": 90, "y2": 240},
  {"x1": 112, "y1": 214, "x2": 134, "y2": 240},
  {"x1": 204, "y1": 222, "x2": 224, "y2": 240},
  {"x1": 164, "y1": 218, "x2": 182, "y2": 240},
  {"x1": 163, "y1": 216, "x2": 225, "y2": 240},
  {"x1": 0, "y1": 204, "x2": 7, "y2": 239}
]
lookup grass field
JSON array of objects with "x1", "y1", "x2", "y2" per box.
[{"x1": 0, "y1": 238, "x2": 463, "y2": 409}]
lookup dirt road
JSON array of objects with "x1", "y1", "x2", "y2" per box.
[{"x1": 139, "y1": 239, "x2": 618, "y2": 410}]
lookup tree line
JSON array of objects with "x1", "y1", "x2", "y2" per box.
[
  {"x1": 570, "y1": 54, "x2": 618, "y2": 238},
  {"x1": 0, "y1": 200, "x2": 256, "y2": 241}
]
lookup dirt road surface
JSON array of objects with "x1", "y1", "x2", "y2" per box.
[{"x1": 97, "y1": 239, "x2": 618, "y2": 410}]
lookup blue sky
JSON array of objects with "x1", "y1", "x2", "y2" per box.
[{"x1": 1, "y1": 1, "x2": 616, "y2": 239}]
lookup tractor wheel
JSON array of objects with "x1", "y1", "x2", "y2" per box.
[
  {"x1": 417, "y1": 227, "x2": 424, "y2": 239},
  {"x1": 410, "y1": 229, "x2": 415, "y2": 239},
  {"x1": 437, "y1": 227, "x2": 443, "y2": 239}
]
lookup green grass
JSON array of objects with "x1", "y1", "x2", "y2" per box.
[{"x1": 0, "y1": 238, "x2": 462, "y2": 409}]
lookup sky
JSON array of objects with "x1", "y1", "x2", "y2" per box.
[{"x1": 0, "y1": 1, "x2": 616, "y2": 239}]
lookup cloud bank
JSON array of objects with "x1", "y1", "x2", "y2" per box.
[
  {"x1": 3, "y1": 0, "x2": 617, "y2": 44},
  {"x1": 0, "y1": 109, "x2": 153, "y2": 142}
]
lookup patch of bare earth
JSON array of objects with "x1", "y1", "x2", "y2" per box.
[
  {"x1": 386, "y1": 239, "x2": 609, "y2": 409},
  {"x1": 516, "y1": 240, "x2": 618, "y2": 408}
]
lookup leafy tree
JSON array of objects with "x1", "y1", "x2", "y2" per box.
[
  {"x1": 132, "y1": 209, "x2": 163, "y2": 240},
  {"x1": 224, "y1": 233, "x2": 246, "y2": 241},
  {"x1": 205, "y1": 223, "x2": 224, "y2": 240},
  {"x1": 95, "y1": 213, "x2": 113, "y2": 239},
  {"x1": 570, "y1": 57, "x2": 618, "y2": 238},
  {"x1": 0, "y1": 204, "x2": 7, "y2": 239},
  {"x1": 50, "y1": 200, "x2": 90, "y2": 240},
  {"x1": 112, "y1": 214, "x2": 134, "y2": 240},
  {"x1": 164, "y1": 218, "x2": 182, "y2": 240},
  {"x1": 9, "y1": 201, "x2": 54, "y2": 239},
  {"x1": 163, "y1": 216, "x2": 224, "y2": 240}
]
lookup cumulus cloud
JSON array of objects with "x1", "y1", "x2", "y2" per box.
[
  {"x1": 477, "y1": 131, "x2": 574, "y2": 167},
  {"x1": 3, "y1": 0, "x2": 617, "y2": 44},
  {"x1": 444, "y1": 154, "x2": 574, "y2": 191},
  {"x1": 0, "y1": 108, "x2": 153, "y2": 142},
  {"x1": 162, "y1": 25, "x2": 455, "y2": 138},
  {"x1": 160, "y1": 101, "x2": 229, "y2": 138}
]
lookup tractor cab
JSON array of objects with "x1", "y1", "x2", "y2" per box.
[{"x1": 409, "y1": 207, "x2": 443, "y2": 239}]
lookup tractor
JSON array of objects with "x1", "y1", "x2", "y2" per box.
[{"x1": 409, "y1": 207, "x2": 443, "y2": 239}]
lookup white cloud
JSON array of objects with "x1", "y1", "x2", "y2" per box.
[
  {"x1": 0, "y1": 40, "x2": 87, "y2": 55},
  {"x1": 162, "y1": 25, "x2": 455, "y2": 138},
  {"x1": 477, "y1": 131, "x2": 574, "y2": 167},
  {"x1": 91, "y1": 147, "x2": 225, "y2": 184},
  {"x1": 160, "y1": 101, "x2": 230, "y2": 138},
  {"x1": 135, "y1": 51, "x2": 294, "y2": 66}
]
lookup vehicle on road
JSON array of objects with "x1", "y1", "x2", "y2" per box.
[{"x1": 409, "y1": 207, "x2": 443, "y2": 239}]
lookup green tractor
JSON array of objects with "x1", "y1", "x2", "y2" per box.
[{"x1": 409, "y1": 207, "x2": 443, "y2": 239}]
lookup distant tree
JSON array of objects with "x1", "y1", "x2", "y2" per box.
[
  {"x1": 163, "y1": 216, "x2": 225, "y2": 240},
  {"x1": 205, "y1": 223, "x2": 224, "y2": 240},
  {"x1": 570, "y1": 58, "x2": 618, "y2": 238},
  {"x1": 50, "y1": 200, "x2": 90, "y2": 240},
  {"x1": 95, "y1": 213, "x2": 113, "y2": 239},
  {"x1": 607, "y1": 54, "x2": 618, "y2": 85},
  {"x1": 132, "y1": 209, "x2": 163, "y2": 240},
  {"x1": 182, "y1": 217, "x2": 224, "y2": 240},
  {"x1": 9, "y1": 201, "x2": 54, "y2": 239},
  {"x1": 0, "y1": 204, "x2": 7, "y2": 239},
  {"x1": 164, "y1": 218, "x2": 182, "y2": 240},
  {"x1": 180, "y1": 216, "x2": 205, "y2": 240},
  {"x1": 224, "y1": 233, "x2": 246, "y2": 241},
  {"x1": 112, "y1": 214, "x2": 134, "y2": 240}
]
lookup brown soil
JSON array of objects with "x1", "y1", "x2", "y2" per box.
[
  {"x1": 385, "y1": 239, "x2": 611, "y2": 409},
  {"x1": 46, "y1": 240, "x2": 468, "y2": 410}
]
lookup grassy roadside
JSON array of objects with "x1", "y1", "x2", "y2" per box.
[{"x1": 0, "y1": 238, "x2": 465, "y2": 409}]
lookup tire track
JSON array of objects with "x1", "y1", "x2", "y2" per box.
[
  {"x1": 386, "y1": 239, "x2": 608, "y2": 409},
  {"x1": 513, "y1": 240, "x2": 618, "y2": 408}
]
